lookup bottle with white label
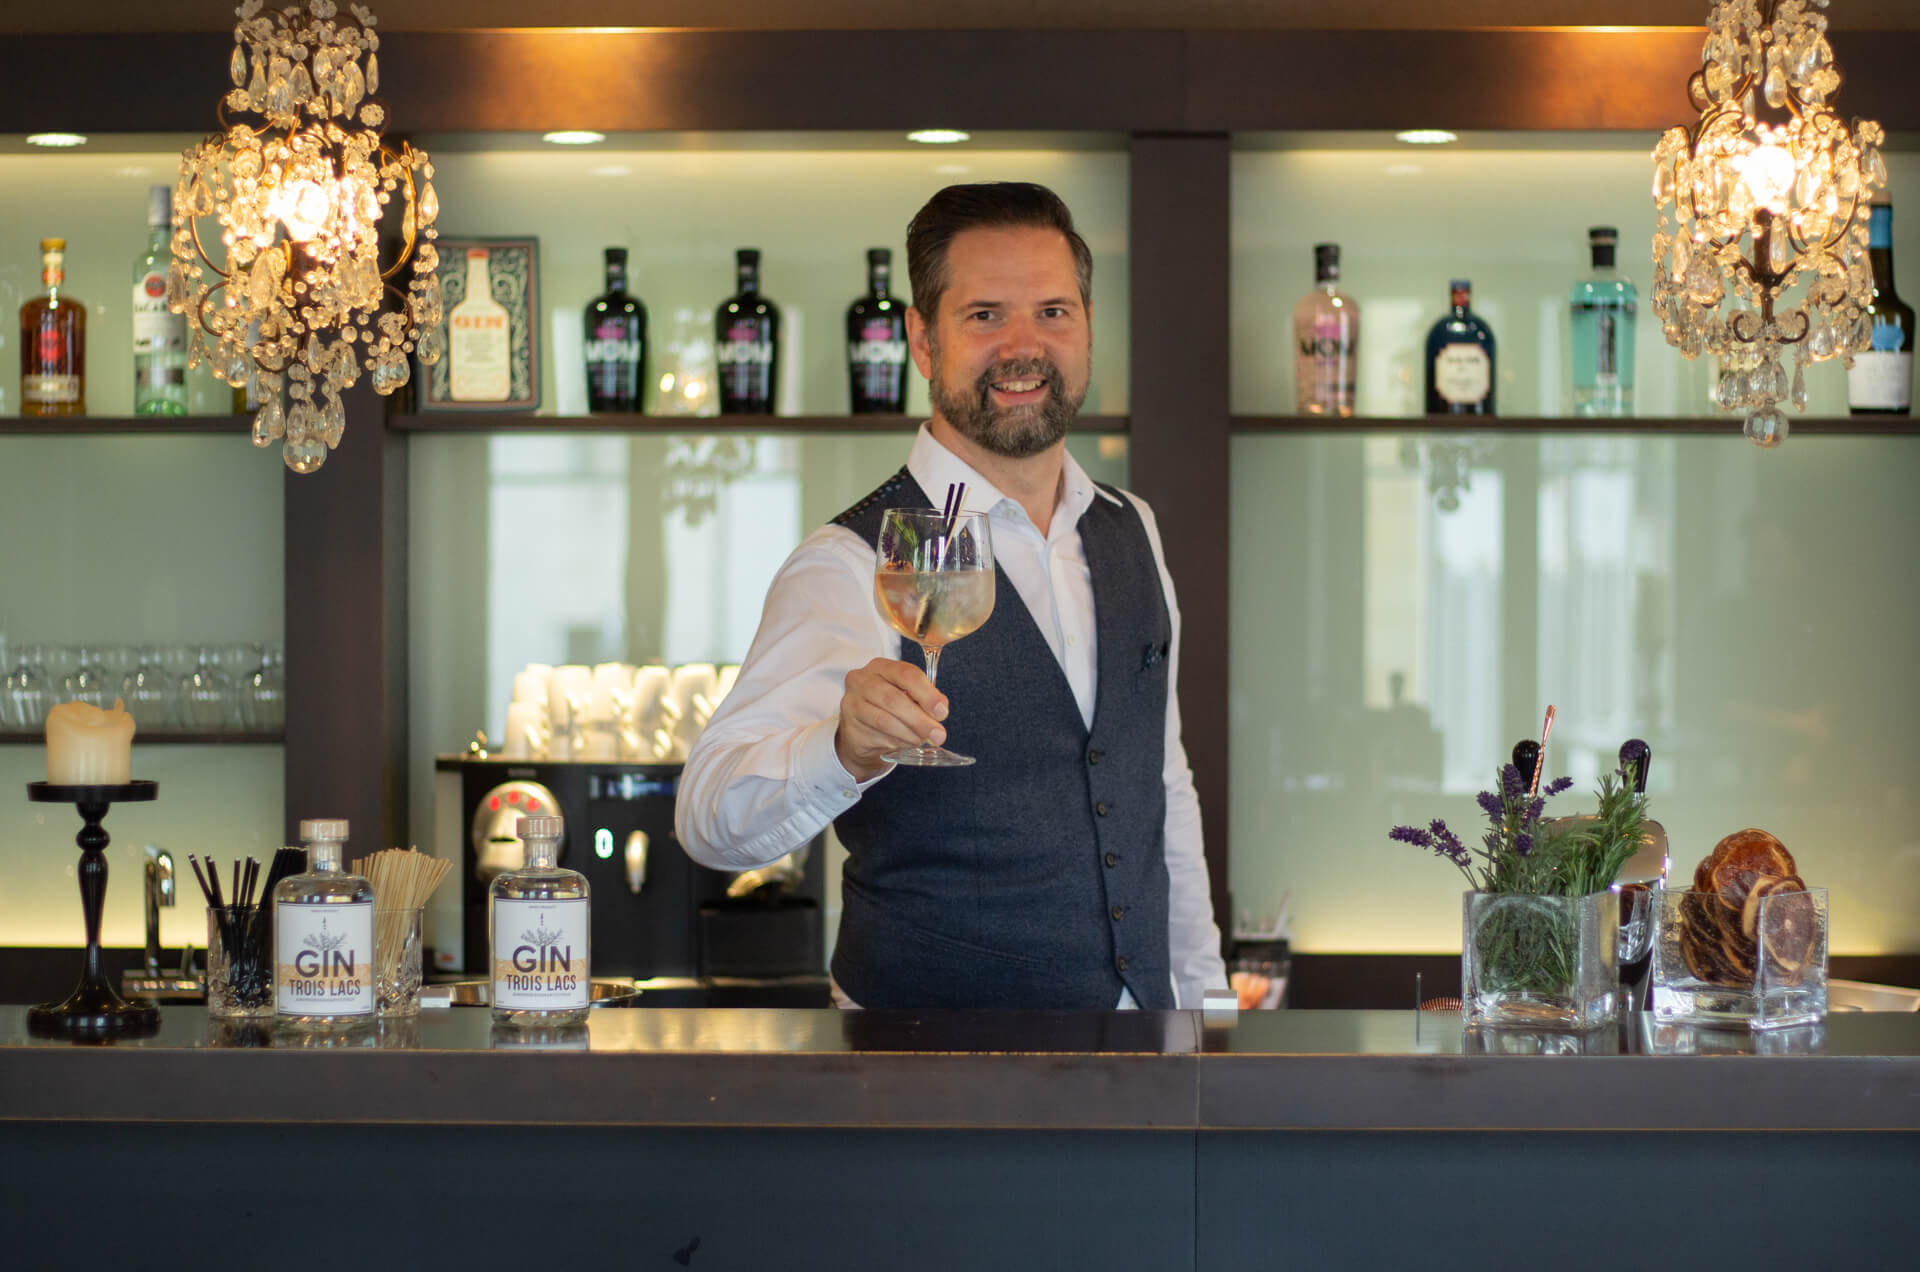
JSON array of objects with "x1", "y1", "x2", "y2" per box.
[
  {"x1": 1848, "y1": 201, "x2": 1913, "y2": 416},
  {"x1": 273, "y1": 819, "x2": 375, "y2": 1028},
  {"x1": 490, "y1": 814, "x2": 591, "y2": 1026},
  {"x1": 447, "y1": 247, "x2": 513, "y2": 401},
  {"x1": 1424, "y1": 278, "x2": 1496, "y2": 415},
  {"x1": 132, "y1": 186, "x2": 188, "y2": 416}
]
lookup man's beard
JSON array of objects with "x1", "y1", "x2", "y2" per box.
[{"x1": 928, "y1": 349, "x2": 1086, "y2": 459}]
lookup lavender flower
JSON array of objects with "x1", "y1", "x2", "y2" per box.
[
  {"x1": 1501, "y1": 764, "x2": 1526, "y2": 798},
  {"x1": 1515, "y1": 832, "x2": 1534, "y2": 858},
  {"x1": 1428, "y1": 819, "x2": 1470, "y2": 867},
  {"x1": 1389, "y1": 825, "x2": 1435, "y2": 849},
  {"x1": 1543, "y1": 775, "x2": 1574, "y2": 797},
  {"x1": 1525, "y1": 796, "x2": 1545, "y2": 824},
  {"x1": 1475, "y1": 790, "x2": 1504, "y2": 822}
]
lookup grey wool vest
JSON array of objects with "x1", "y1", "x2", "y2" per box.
[{"x1": 828, "y1": 467, "x2": 1174, "y2": 1009}]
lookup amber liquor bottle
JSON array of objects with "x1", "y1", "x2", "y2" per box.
[{"x1": 20, "y1": 237, "x2": 86, "y2": 416}]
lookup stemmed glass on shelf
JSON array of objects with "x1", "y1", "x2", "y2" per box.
[{"x1": 872, "y1": 486, "x2": 995, "y2": 767}]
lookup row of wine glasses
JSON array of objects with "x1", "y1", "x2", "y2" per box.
[{"x1": 0, "y1": 642, "x2": 285, "y2": 733}]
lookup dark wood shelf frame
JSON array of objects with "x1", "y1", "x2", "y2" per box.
[
  {"x1": 0, "y1": 416, "x2": 254, "y2": 435},
  {"x1": 7, "y1": 21, "x2": 1919, "y2": 943},
  {"x1": 1230, "y1": 415, "x2": 1920, "y2": 435},
  {"x1": 389, "y1": 413, "x2": 1129, "y2": 435},
  {"x1": 0, "y1": 731, "x2": 283, "y2": 746}
]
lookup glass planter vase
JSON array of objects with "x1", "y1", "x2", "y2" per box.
[
  {"x1": 1649, "y1": 887, "x2": 1827, "y2": 1030},
  {"x1": 1463, "y1": 890, "x2": 1618, "y2": 1030}
]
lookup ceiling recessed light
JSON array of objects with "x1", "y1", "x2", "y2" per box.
[
  {"x1": 907, "y1": 129, "x2": 971, "y2": 145},
  {"x1": 1395, "y1": 129, "x2": 1458, "y2": 145},
  {"x1": 26, "y1": 132, "x2": 88, "y2": 148},
  {"x1": 542, "y1": 130, "x2": 606, "y2": 146}
]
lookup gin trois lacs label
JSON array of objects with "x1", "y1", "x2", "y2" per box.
[
  {"x1": 276, "y1": 903, "x2": 375, "y2": 1016},
  {"x1": 492, "y1": 898, "x2": 590, "y2": 1010}
]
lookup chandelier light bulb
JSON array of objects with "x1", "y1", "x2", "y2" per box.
[
  {"x1": 170, "y1": 0, "x2": 443, "y2": 474},
  {"x1": 1651, "y1": 0, "x2": 1886, "y2": 449}
]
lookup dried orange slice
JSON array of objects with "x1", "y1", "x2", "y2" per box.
[{"x1": 1760, "y1": 887, "x2": 1817, "y2": 980}]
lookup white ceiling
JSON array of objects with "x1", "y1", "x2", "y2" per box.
[{"x1": 4, "y1": 0, "x2": 1915, "y2": 34}]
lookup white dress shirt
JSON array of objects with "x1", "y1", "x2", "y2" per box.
[{"x1": 678, "y1": 425, "x2": 1225, "y2": 1008}]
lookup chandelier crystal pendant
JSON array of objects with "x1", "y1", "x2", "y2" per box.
[
  {"x1": 1652, "y1": 0, "x2": 1887, "y2": 449},
  {"x1": 169, "y1": 0, "x2": 443, "y2": 473}
]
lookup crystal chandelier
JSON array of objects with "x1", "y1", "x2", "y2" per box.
[
  {"x1": 169, "y1": 0, "x2": 443, "y2": 473},
  {"x1": 1651, "y1": 0, "x2": 1887, "y2": 448}
]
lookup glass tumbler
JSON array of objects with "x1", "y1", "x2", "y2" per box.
[
  {"x1": 62, "y1": 646, "x2": 114, "y2": 709},
  {"x1": 375, "y1": 907, "x2": 425, "y2": 1016},
  {"x1": 121, "y1": 646, "x2": 174, "y2": 729},
  {"x1": 207, "y1": 905, "x2": 274, "y2": 1019},
  {"x1": 3, "y1": 644, "x2": 51, "y2": 730}
]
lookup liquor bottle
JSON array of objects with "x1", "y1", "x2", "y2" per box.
[
  {"x1": 1292, "y1": 242, "x2": 1358, "y2": 416},
  {"x1": 715, "y1": 248, "x2": 780, "y2": 414},
  {"x1": 1570, "y1": 227, "x2": 1637, "y2": 417},
  {"x1": 847, "y1": 247, "x2": 908, "y2": 413},
  {"x1": 1425, "y1": 279, "x2": 1496, "y2": 415},
  {"x1": 584, "y1": 246, "x2": 647, "y2": 412},
  {"x1": 273, "y1": 819, "x2": 375, "y2": 1028},
  {"x1": 447, "y1": 247, "x2": 512, "y2": 402},
  {"x1": 20, "y1": 237, "x2": 86, "y2": 417},
  {"x1": 489, "y1": 814, "x2": 590, "y2": 1026},
  {"x1": 1848, "y1": 201, "x2": 1914, "y2": 415},
  {"x1": 132, "y1": 186, "x2": 187, "y2": 417}
]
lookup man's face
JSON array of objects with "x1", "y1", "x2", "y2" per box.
[{"x1": 908, "y1": 225, "x2": 1091, "y2": 459}]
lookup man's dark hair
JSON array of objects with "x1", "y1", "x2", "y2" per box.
[{"x1": 905, "y1": 182, "x2": 1093, "y2": 323}]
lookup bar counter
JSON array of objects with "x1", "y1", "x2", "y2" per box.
[{"x1": 4, "y1": 1007, "x2": 1916, "y2": 1268}]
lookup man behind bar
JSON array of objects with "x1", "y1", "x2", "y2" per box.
[{"x1": 678, "y1": 182, "x2": 1224, "y2": 1009}]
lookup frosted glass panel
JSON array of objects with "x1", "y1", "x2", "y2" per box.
[
  {"x1": 406, "y1": 430, "x2": 1129, "y2": 842},
  {"x1": 1230, "y1": 433, "x2": 1920, "y2": 955},
  {"x1": 0, "y1": 145, "x2": 248, "y2": 416},
  {"x1": 0, "y1": 434, "x2": 284, "y2": 944},
  {"x1": 0, "y1": 746, "x2": 284, "y2": 947},
  {"x1": 422, "y1": 143, "x2": 1129, "y2": 416},
  {"x1": 1232, "y1": 142, "x2": 1920, "y2": 417}
]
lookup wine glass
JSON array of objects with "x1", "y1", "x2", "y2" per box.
[{"x1": 873, "y1": 507, "x2": 995, "y2": 767}]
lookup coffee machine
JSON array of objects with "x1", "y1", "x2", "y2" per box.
[{"x1": 435, "y1": 755, "x2": 825, "y2": 989}]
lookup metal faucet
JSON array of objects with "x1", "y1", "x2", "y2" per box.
[{"x1": 143, "y1": 845, "x2": 174, "y2": 978}]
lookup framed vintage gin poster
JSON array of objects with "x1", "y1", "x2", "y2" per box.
[{"x1": 418, "y1": 236, "x2": 540, "y2": 411}]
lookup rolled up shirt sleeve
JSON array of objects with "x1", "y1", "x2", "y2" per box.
[{"x1": 677, "y1": 525, "x2": 895, "y2": 872}]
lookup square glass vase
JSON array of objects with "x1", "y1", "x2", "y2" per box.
[
  {"x1": 1649, "y1": 887, "x2": 1827, "y2": 1030},
  {"x1": 1462, "y1": 890, "x2": 1617, "y2": 1031}
]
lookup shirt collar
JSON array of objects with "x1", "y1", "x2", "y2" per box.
[{"x1": 906, "y1": 422, "x2": 1117, "y2": 538}]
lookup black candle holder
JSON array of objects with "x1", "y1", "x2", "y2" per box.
[{"x1": 26, "y1": 780, "x2": 161, "y2": 1038}]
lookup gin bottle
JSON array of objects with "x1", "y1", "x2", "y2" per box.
[
  {"x1": 715, "y1": 248, "x2": 779, "y2": 414},
  {"x1": 1570, "y1": 227, "x2": 1637, "y2": 417},
  {"x1": 1848, "y1": 201, "x2": 1914, "y2": 415},
  {"x1": 847, "y1": 247, "x2": 908, "y2": 413},
  {"x1": 132, "y1": 185, "x2": 188, "y2": 416},
  {"x1": 585, "y1": 246, "x2": 647, "y2": 412},
  {"x1": 1424, "y1": 279, "x2": 1496, "y2": 415},
  {"x1": 1292, "y1": 243, "x2": 1358, "y2": 416},
  {"x1": 447, "y1": 247, "x2": 512, "y2": 401},
  {"x1": 490, "y1": 814, "x2": 591, "y2": 1026},
  {"x1": 273, "y1": 819, "x2": 375, "y2": 1027}
]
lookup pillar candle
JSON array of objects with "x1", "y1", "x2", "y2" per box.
[{"x1": 45, "y1": 699, "x2": 136, "y2": 786}]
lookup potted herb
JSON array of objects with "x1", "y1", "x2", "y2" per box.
[{"x1": 1391, "y1": 738, "x2": 1651, "y2": 1029}]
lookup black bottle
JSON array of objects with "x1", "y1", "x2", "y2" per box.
[
  {"x1": 584, "y1": 247, "x2": 647, "y2": 413},
  {"x1": 1424, "y1": 279, "x2": 1496, "y2": 415},
  {"x1": 715, "y1": 248, "x2": 780, "y2": 414},
  {"x1": 846, "y1": 247, "x2": 908, "y2": 413}
]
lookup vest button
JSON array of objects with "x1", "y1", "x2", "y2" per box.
[
  {"x1": 1104, "y1": 852, "x2": 1118, "y2": 868},
  {"x1": 1087, "y1": 749, "x2": 1102, "y2": 766},
  {"x1": 1111, "y1": 904, "x2": 1125, "y2": 921},
  {"x1": 1095, "y1": 800, "x2": 1109, "y2": 816},
  {"x1": 1116, "y1": 955, "x2": 1130, "y2": 972}
]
